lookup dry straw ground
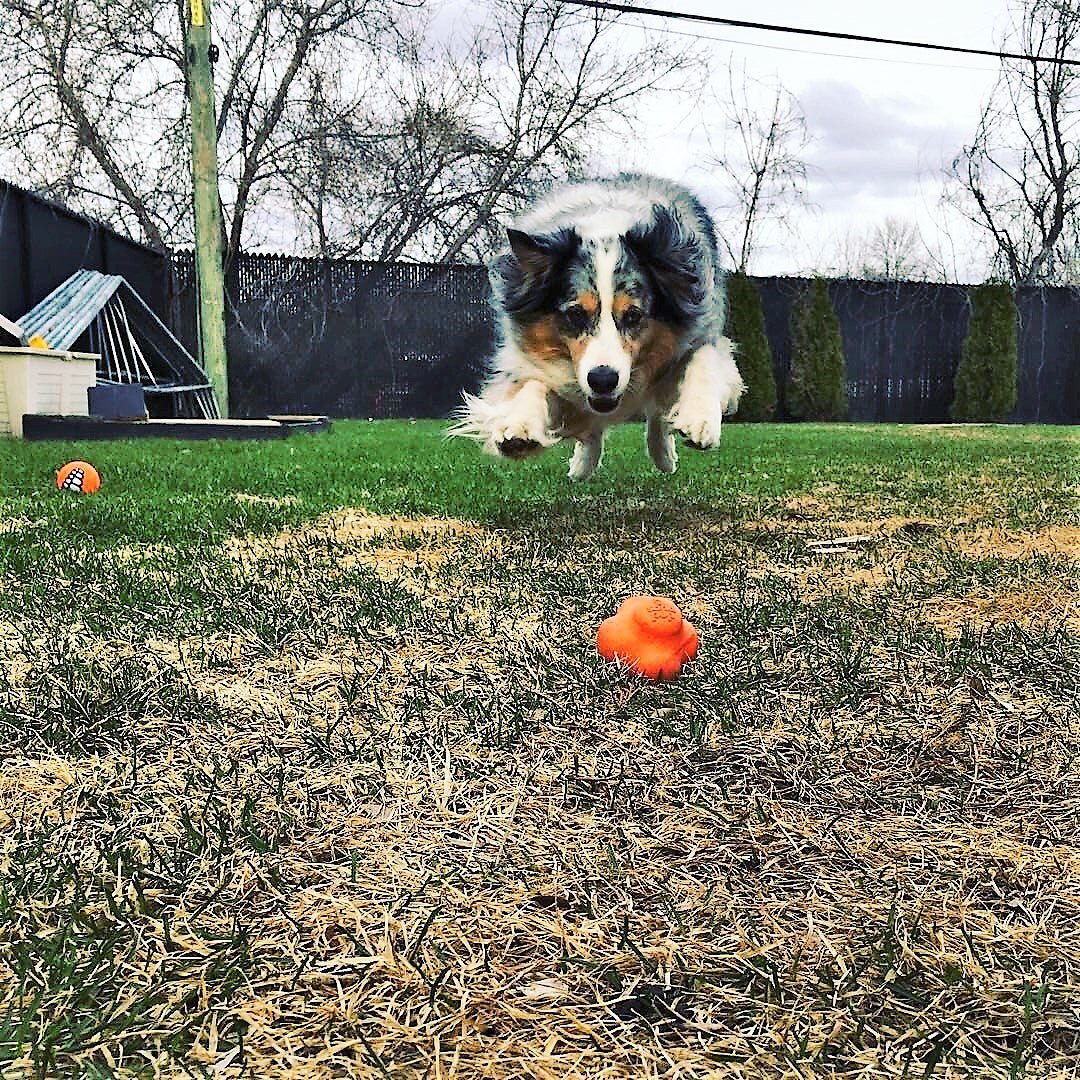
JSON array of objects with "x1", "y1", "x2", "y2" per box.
[{"x1": 1, "y1": 422, "x2": 1078, "y2": 1079}]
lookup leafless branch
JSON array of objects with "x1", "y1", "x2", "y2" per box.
[
  {"x1": 946, "y1": 0, "x2": 1080, "y2": 284},
  {"x1": 703, "y1": 65, "x2": 811, "y2": 273}
]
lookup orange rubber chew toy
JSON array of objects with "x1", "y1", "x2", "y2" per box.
[{"x1": 596, "y1": 595, "x2": 699, "y2": 680}]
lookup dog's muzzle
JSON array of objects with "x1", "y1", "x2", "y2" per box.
[{"x1": 586, "y1": 365, "x2": 621, "y2": 414}]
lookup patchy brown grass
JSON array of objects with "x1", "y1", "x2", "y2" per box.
[
  {"x1": 737, "y1": 498, "x2": 1078, "y2": 633},
  {"x1": 231, "y1": 492, "x2": 299, "y2": 507},
  {"x1": 925, "y1": 586, "x2": 1080, "y2": 636},
  {"x1": 3, "y1": 488, "x2": 1078, "y2": 1078},
  {"x1": 225, "y1": 507, "x2": 479, "y2": 562},
  {"x1": 8, "y1": 614, "x2": 1080, "y2": 1078},
  {"x1": 0, "y1": 517, "x2": 45, "y2": 535},
  {"x1": 958, "y1": 526, "x2": 1080, "y2": 561},
  {"x1": 224, "y1": 507, "x2": 483, "y2": 597}
]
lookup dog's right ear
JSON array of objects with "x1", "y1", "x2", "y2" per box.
[
  {"x1": 507, "y1": 227, "x2": 580, "y2": 277},
  {"x1": 493, "y1": 227, "x2": 581, "y2": 319}
]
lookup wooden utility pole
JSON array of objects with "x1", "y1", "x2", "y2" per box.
[{"x1": 187, "y1": 0, "x2": 229, "y2": 417}]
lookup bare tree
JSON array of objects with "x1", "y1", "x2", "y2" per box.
[
  {"x1": 0, "y1": 0, "x2": 698, "y2": 265},
  {"x1": 947, "y1": 0, "x2": 1080, "y2": 285},
  {"x1": 283, "y1": 0, "x2": 702, "y2": 263},
  {"x1": 835, "y1": 217, "x2": 930, "y2": 281},
  {"x1": 705, "y1": 66, "x2": 811, "y2": 273},
  {"x1": 0, "y1": 0, "x2": 185, "y2": 249},
  {"x1": 0, "y1": 0, "x2": 406, "y2": 263}
]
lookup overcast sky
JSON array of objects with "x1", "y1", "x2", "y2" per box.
[{"x1": 487, "y1": 0, "x2": 1016, "y2": 279}]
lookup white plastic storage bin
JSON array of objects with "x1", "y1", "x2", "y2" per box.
[{"x1": 0, "y1": 347, "x2": 99, "y2": 438}]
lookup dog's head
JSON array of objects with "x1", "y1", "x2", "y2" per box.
[{"x1": 492, "y1": 205, "x2": 707, "y2": 414}]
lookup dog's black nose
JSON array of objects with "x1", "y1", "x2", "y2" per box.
[{"x1": 587, "y1": 365, "x2": 619, "y2": 394}]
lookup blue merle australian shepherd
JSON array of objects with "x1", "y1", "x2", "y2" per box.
[{"x1": 452, "y1": 175, "x2": 745, "y2": 480}]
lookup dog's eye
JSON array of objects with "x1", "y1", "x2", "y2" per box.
[
  {"x1": 620, "y1": 306, "x2": 644, "y2": 330},
  {"x1": 560, "y1": 304, "x2": 591, "y2": 334}
]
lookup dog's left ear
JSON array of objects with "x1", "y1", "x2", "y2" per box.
[
  {"x1": 507, "y1": 227, "x2": 579, "y2": 277},
  {"x1": 625, "y1": 206, "x2": 706, "y2": 324}
]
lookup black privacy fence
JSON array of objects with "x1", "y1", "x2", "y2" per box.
[
  {"x1": 2, "y1": 178, "x2": 1075, "y2": 423},
  {"x1": 754, "y1": 277, "x2": 1079, "y2": 425},
  {"x1": 0, "y1": 180, "x2": 172, "y2": 328},
  {"x1": 172, "y1": 253, "x2": 494, "y2": 421},
  {"x1": 172, "y1": 252, "x2": 1076, "y2": 423}
]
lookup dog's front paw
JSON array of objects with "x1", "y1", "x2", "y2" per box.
[
  {"x1": 667, "y1": 404, "x2": 723, "y2": 450},
  {"x1": 567, "y1": 457, "x2": 594, "y2": 481},
  {"x1": 453, "y1": 384, "x2": 558, "y2": 459},
  {"x1": 492, "y1": 414, "x2": 551, "y2": 458},
  {"x1": 645, "y1": 415, "x2": 678, "y2": 474},
  {"x1": 568, "y1": 438, "x2": 603, "y2": 481},
  {"x1": 650, "y1": 432, "x2": 678, "y2": 473},
  {"x1": 498, "y1": 436, "x2": 543, "y2": 459}
]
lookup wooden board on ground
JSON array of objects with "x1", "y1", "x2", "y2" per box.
[
  {"x1": 266, "y1": 414, "x2": 333, "y2": 433},
  {"x1": 21, "y1": 414, "x2": 330, "y2": 441}
]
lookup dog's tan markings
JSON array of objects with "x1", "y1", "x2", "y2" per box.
[
  {"x1": 577, "y1": 291, "x2": 599, "y2": 316},
  {"x1": 567, "y1": 337, "x2": 591, "y2": 364},
  {"x1": 632, "y1": 321, "x2": 679, "y2": 385},
  {"x1": 612, "y1": 293, "x2": 639, "y2": 319},
  {"x1": 520, "y1": 316, "x2": 569, "y2": 364}
]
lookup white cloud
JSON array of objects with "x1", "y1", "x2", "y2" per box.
[{"x1": 799, "y1": 80, "x2": 968, "y2": 207}]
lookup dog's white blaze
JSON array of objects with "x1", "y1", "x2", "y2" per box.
[
  {"x1": 577, "y1": 240, "x2": 630, "y2": 398},
  {"x1": 576, "y1": 206, "x2": 638, "y2": 240}
]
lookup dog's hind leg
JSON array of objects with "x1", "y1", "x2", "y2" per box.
[
  {"x1": 568, "y1": 430, "x2": 604, "y2": 481},
  {"x1": 645, "y1": 411, "x2": 678, "y2": 474}
]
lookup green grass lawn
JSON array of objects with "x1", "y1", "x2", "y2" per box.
[{"x1": 1, "y1": 421, "x2": 1078, "y2": 1078}]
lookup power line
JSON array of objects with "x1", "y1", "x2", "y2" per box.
[
  {"x1": 613, "y1": 16, "x2": 1000, "y2": 73},
  {"x1": 562, "y1": 0, "x2": 1080, "y2": 68}
]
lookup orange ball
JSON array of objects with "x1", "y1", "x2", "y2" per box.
[
  {"x1": 596, "y1": 595, "x2": 699, "y2": 680},
  {"x1": 56, "y1": 461, "x2": 101, "y2": 494}
]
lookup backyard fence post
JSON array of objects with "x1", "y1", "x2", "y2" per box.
[{"x1": 187, "y1": 0, "x2": 229, "y2": 416}]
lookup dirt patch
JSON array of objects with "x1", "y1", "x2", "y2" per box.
[
  {"x1": 224, "y1": 508, "x2": 485, "y2": 596},
  {"x1": 958, "y1": 526, "x2": 1080, "y2": 561},
  {"x1": 924, "y1": 586, "x2": 1080, "y2": 635},
  {"x1": 813, "y1": 516, "x2": 943, "y2": 541},
  {"x1": 749, "y1": 514, "x2": 947, "y2": 540},
  {"x1": 752, "y1": 553, "x2": 909, "y2": 603},
  {"x1": 779, "y1": 489, "x2": 843, "y2": 520},
  {"x1": 767, "y1": 520, "x2": 1079, "y2": 606},
  {"x1": 226, "y1": 508, "x2": 478, "y2": 561},
  {"x1": 808, "y1": 561, "x2": 904, "y2": 598}
]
